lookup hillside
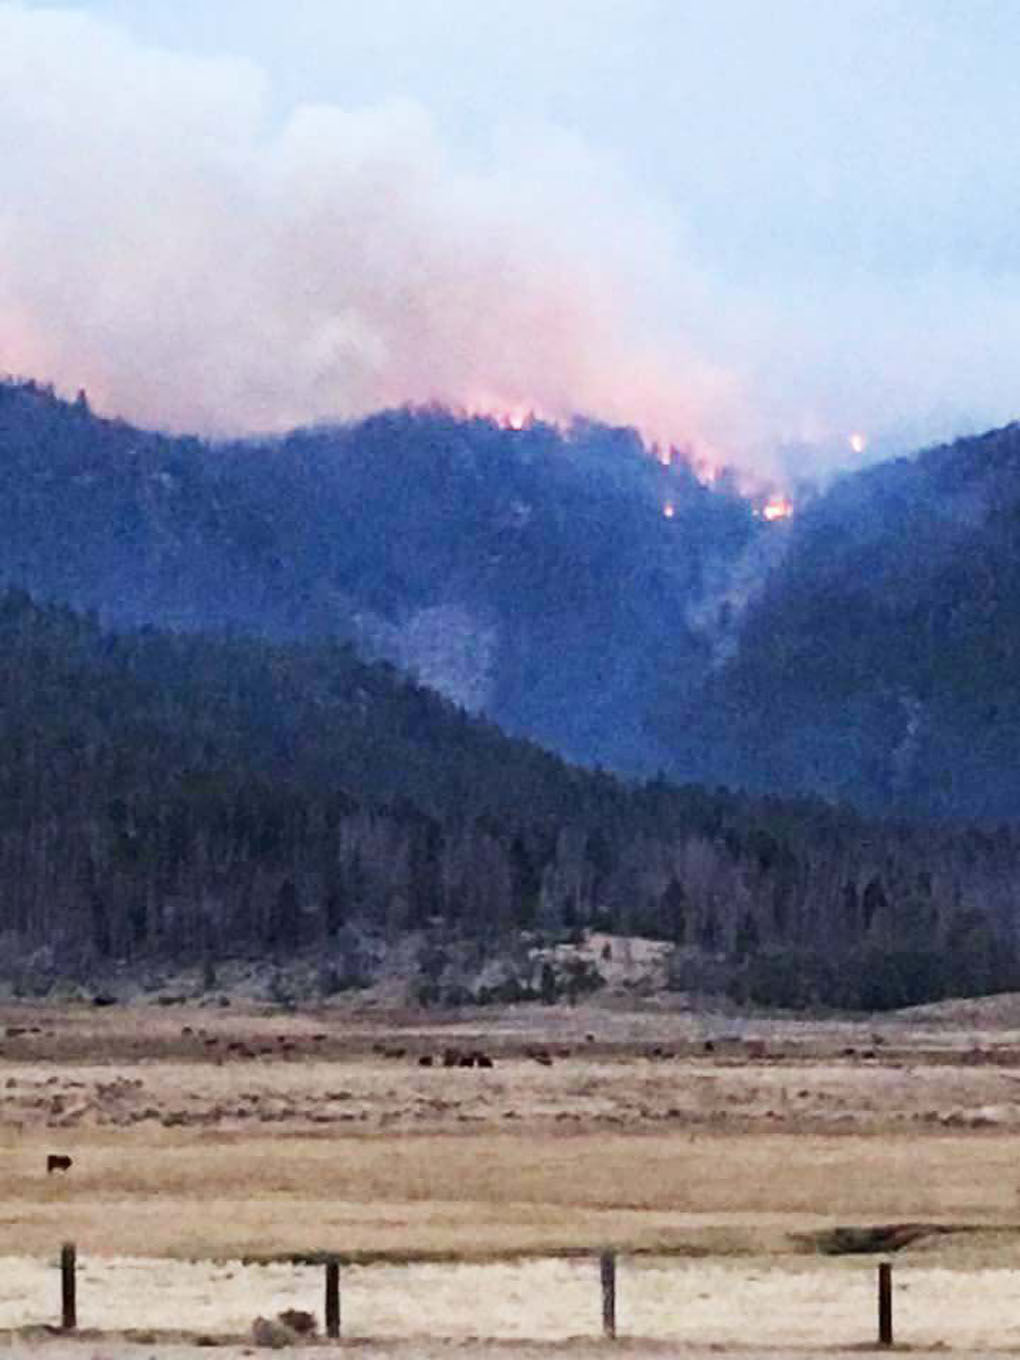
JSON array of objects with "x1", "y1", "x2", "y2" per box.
[
  {"x1": 657, "y1": 423, "x2": 1020, "y2": 818},
  {"x1": 0, "y1": 378, "x2": 757, "y2": 773},
  {"x1": 1, "y1": 590, "x2": 1019, "y2": 1009},
  {"x1": 7, "y1": 378, "x2": 1020, "y2": 819}
]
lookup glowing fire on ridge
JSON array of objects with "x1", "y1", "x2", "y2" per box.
[
  {"x1": 760, "y1": 494, "x2": 794, "y2": 522},
  {"x1": 456, "y1": 394, "x2": 800, "y2": 523},
  {"x1": 454, "y1": 392, "x2": 729, "y2": 479},
  {"x1": 488, "y1": 405, "x2": 531, "y2": 431},
  {"x1": 455, "y1": 395, "x2": 554, "y2": 433},
  {"x1": 452, "y1": 393, "x2": 807, "y2": 531}
]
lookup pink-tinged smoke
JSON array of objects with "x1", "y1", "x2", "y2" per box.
[{"x1": 0, "y1": 4, "x2": 749, "y2": 470}]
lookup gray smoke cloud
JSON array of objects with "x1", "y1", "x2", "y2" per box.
[
  {"x1": 0, "y1": 3, "x2": 749, "y2": 469},
  {"x1": 5, "y1": 1, "x2": 1020, "y2": 483}
]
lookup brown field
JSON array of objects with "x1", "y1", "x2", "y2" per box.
[{"x1": 4, "y1": 986, "x2": 1020, "y2": 1351}]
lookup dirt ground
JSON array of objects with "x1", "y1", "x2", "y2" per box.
[
  {"x1": 4, "y1": 989, "x2": 1020, "y2": 1347},
  {"x1": 7, "y1": 1347, "x2": 1018, "y2": 1360},
  {"x1": 8, "y1": 1252, "x2": 1020, "y2": 1345}
]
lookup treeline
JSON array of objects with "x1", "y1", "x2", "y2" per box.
[
  {"x1": 664, "y1": 420, "x2": 1020, "y2": 819},
  {"x1": 14, "y1": 375, "x2": 1020, "y2": 823},
  {"x1": 0, "y1": 375, "x2": 756, "y2": 775},
  {"x1": 2, "y1": 591, "x2": 1020, "y2": 1009}
]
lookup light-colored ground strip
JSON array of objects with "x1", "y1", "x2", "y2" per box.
[
  {"x1": 3, "y1": 1350, "x2": 1018, "y2": 1360},
  {"x1": 3, "y1": 1256, "x2": 1020, "y2": 1348}
]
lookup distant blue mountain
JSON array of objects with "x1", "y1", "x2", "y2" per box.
[
  {"x1": 661, "y1": 422, "x2": 1020, "y2": 818},
  {"x1": 0, "y1": 380, "x2": 756, "y2": 773},
  {"x1": 5, "y1": 376, "x2": 1020, "y2": 817}
]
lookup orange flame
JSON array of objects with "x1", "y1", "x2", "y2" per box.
[
  {"x1": 760, "y1": 494, "x2": 793, "y2": 522},
  {"x1": 445, "y1": 393, "x2": 733, "y2": 493},
  {"x1": 455, "y1": 394, "x2": 554, "y2": 433}
]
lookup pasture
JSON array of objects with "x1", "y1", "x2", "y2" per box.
[{"x1": 3, "y1": 989, "x2": 1020, "y2": 1353}]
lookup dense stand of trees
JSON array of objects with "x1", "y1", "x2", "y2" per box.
[
  {"x1": 11, "y1": 376, "x2": 1020, "y2": 819},
  {"x1": 0, "y1": 376, "x2": 755, "y2": 776},
  {"x1": 7, "y1": 376, "x2": 1020, "y2": 1007},
  {"x1": 2, "y1": 591, "x2": 1020, "y2": 1008},
  {"x1": 662, "y1": 421, "x2": 1020, "y2": 818}
]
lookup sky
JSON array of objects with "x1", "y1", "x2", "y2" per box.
[{"x1": 2, "y1": 0, "x2": 1020, "y2": 482}]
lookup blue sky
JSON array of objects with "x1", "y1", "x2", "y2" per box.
[{"x1": 6, "y1": 0, "x2": 1020, "y2": 480}]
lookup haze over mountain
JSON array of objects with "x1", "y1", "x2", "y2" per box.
[
  {"x1": 4, "y1": 375, "x2": 1020, "y2": 821},
  {"x1": 6, "y1": 2, "x2": 1020, "y2": 477}
]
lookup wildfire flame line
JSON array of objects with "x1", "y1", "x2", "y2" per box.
[
  {"x1": 760, "y1": 494, "x2": 793, "y2": 522},
  {"x1": 435, "y1": 396, "x2": 798, "y2": 520}
]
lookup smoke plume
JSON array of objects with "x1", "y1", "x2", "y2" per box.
[
  {"x1": 7, "y1": 3, "x2": 1020, "y2": 482},
  {"x1": 0, "y1": 3, "x2": 747, "y2": 466}
]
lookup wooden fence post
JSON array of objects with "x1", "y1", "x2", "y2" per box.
[
  {"x1": 325, "y1": 1259, "x2": 340, "y2": 1339},
  {"x1": 600, "y1": 1251, "x2": 616, "y2": 1339},
  {"x1": 60, "y1": 1242, "x2": 76, "y2": 1331},
  {"x1": 878, "y1": 1261, "x2": 893, "y2": 1346}
]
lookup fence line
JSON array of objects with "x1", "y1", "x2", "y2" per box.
[
  {"x1": 878, "y1": 1259, "x2": 893, "y2": 1346},
  {"x1": 600, "y1": 1250, "x2": 616, "y2": 1339},
  {"x1": 59, "y1": 1242, "x2": 75, "y2": 1332},
  {"x1": 42, "y1": 1244, "x2": 902, "y2": 1345},
  {"x1": 324, "y1": 1258, "x2": 340, "y2": 1339}
]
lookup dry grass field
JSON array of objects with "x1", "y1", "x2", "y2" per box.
[
  {"x1": 8, "y1": 1253, "x2": 1020, "y2": 1344},
  {"x1": 4, "y1": 986, "x2": 1020, "y2": 1351}
]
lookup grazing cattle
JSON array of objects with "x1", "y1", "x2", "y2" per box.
[
  {"x1": 46, "y1": 1154, "x2": 72, "y2": 1174},
  {"x1": 418, "y1": 1054, "x2": 434, "y2": 1067},
  {"x1": 437, "y1": 1047, "x2": 494, "y2": 1069}
]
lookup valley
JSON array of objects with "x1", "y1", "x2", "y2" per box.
[
  {"x1": 2, "y1": 995, "x2": 1020, "y2": 1259},
  {"x1": 4, "y1": 993, "x2": 1020, "y2": 1352}
]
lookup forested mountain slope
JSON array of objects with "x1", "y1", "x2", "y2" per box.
[
  {"x1": 2, "y1": 591, "x2": 1019, "y2": 1008},
  {"x1": 657, "y1": 423, "x2": 1020, "y2": 818},
  {"x1": 7, "y1": 377, "x2": 1020, "y2": 819},
  {"x1": 0, "y1": 378, "x2": 756, "y2": 772}
]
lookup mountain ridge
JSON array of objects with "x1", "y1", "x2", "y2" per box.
[
  {"x1": 681, "y1": 420, "x2": 1020, "y2": 817},
  {"x1": 0, "y1": 377, "x2": 760, "y2": 773},
  {"x1": 4, "y1": 375, "x2": 1020, "y2": 817},
  {"x1": 1, "y1": 585, "x2": 1016, "y2": 1011}
]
